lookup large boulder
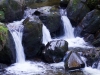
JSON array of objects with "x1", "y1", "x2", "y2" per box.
[
  {"x1": 80, "y1": 9, "x2": 100, "y2": 34},
  {"x1": 76, "y1": 9, "x2": 100, "y2": 44},
  {"x1": 64, "y1": 51, "x2": 85, "y2": 70},
  {"x1": 0, "y1": 22, "x2": 14, "y2": 65},
  {"x1": 39, "y1": 6, "x2": 64, "y2": 37},
  {"x1": 0, "y1": 0, "x2": 25, "y2": 22},
  {"x1": 67, "y1": 0, "x2": 90, "y2": 24},
  {"x1": 42, "y1": 40, "x2": 68, "y2": 63},
  {"x1": 22, "y1": 18, "x2": 44, "y2": 59}
]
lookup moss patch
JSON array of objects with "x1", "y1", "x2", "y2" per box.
[
  {"x1": 0, "y1": 11, "x2": 5, "y2": 20},
  {"x1": 0, "y1": 23, "x2": 8, "y2": 48}
]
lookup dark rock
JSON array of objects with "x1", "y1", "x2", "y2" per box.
[
  {"x1": 92, "y1": 38, "x2": 100, "y2": 47},
  {"x1": 60, "y1": 1, "x2": 69, "y2": 9},
  {"x1": 64, "y1": 51, "x2": 85, "y2": 70},
  {"x1": 79, "y1": 9, "x2": 100, "y2": 34},
  {"x1": 83, "y1": 48, "x2": 100, "y2": 67},
  {"x1": 0, "y1": 23, "x2": 15, "y2": 64},
  {"x1": 67, "y1": 0, "x2": 90, "y2": 23},
  {"x1": 66, "y1": 71, "x2": 84, "y2": 75},
  {"x1": 95, "y1": 30, "x2": 100, "y2": 39},
  {"x1": 39, "y1": 14, "x2": 64, "y2": 38},
  {"x1": 76, "y1": 9, "x2": 100, "y2": 44},
  {"x1": 6, "y1": 31, "x2": 16, "y2": 63},
  {"x1": 86, "y1": 0, "x2": 100, "y2": 10},
  {"x1": 83, "y1": 34, "x2": 94, "y2": 43},
  {"x1": 42, "y1": 40, "x2": 68, "y2": 63},
  {"x1": 22, "y1": 18, "x2": 44, "y2": 59},
  {"x1": 0, "y1": 63, "x2": 7, "y2": 69},
  {"x1": 33, "y1": 11, "x2": 41, "y2": 16},
  {"x1": 0, "y1": 0, "x2": 25, "y2": 22}
]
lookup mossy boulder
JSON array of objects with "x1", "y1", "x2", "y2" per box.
[
  {"x1": 0, "y1": 22, "x2": 14, "y2": 65},
  {"x1": 0, "y1": 22, "x2": 8, "y2": 51},
  {"x1": 67, "y1": 0, "x2": 90, "y2": 23},
  {"x1": 0, "y1": 0, "x2": 25, "y2": 22},
  {"x1": 22, "y1": 18, "x2": 44, "y2": 59},
  {"x1": 39, "y1": 6, "x2": 64, "y2": 37}
]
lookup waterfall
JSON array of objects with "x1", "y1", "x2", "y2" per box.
[
  {"x1": 42, "y1": 24, "x2": 52, "y2": 45},
  {"x1": 7, "y1": 20, "x2": 25, "y2": 63},
  {"x1": 60, "y1": 9, "x2": 74, "y2": 38},
  {"x1": 60, "y1": 9, "x2": 90, "y2": 48}
]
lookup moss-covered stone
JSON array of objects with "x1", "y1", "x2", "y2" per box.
[
  {"x1": 0, "y1": 22, "x2": 8, "y2": 51},
  {"x1": 0, "y1": 0, "x2": 25, "y2": 22},
  {"x1": 0, "y1": 11, "x2": 5, "y2": 21},
  {"x1": 22, "y1": 18, "x2": 44, "y2": 59},
  {"x1": 39, "y1": 13, "x2": 63, "y2": 37},
  {"x1": 67, "y1": 0, "x2": 90, "y2": 23}
]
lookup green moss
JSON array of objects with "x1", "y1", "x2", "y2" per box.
[
  {"x1": 0, "y1": 23, "x2": 8, "y2": 47},
  {"x1": 72, "y1": 0, "x2": 80, "y2": 12},
  {"x1": 0, "y1": 11, "x2": 5, "y2": 20}
]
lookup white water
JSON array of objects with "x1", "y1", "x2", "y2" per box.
[
  {"x1": 59, "y1": 9, "x2": 90, "y2": 48},
  {"x1": 4, "y1": 7, "x2": 100, "y2": 75},
  {"x1": 42, "y1": 24, "x2": 52, "y2": 45},
  {"x1": 7, "y1": 20, "x2": 25, "y2": 63},
  {"x1": 60, "y1": 9, "x2": 74, "y2": 38}
]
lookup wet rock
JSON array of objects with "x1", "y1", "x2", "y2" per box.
[
  {"x1": 22, "y1": 18, "x2": 44, "y2": 59},
  {"x1": 33, "y1": 11, "x2": 41, "y2": 16},
  {"x1": 83, "y1": 47, "x2": 100, "y2": 67},
  {"x1": 0, "y1": 63, "x2": 7, "y2": 69},
  {"x1": 60, "y1": 0, "x2": 69, "y2": 9},
  {"x1": 67, "y1": 0, "x2": 90, "y2": 23},
  {"x1": 39, "y1": 8, "x2": 64, "y2": 37},
  {"x1": 0, "y1": 22, "x2": 15, "y2": 64},
  {"x1": 83, "y1": 34, "x2": 94, "y2": 43},
  {"x1": 75, "y1": 9, "x2": 100, "y2": 42},
  {"x1": 64, "y1": 51, "x2": 85, "y2": 70},
  {"x1": 0, "y1": 0, "x2": 25, "y2": 22},
  {"x1": 80, "y1": 9, "x2": 100, "y2": 34},
  {"x1": 42, "y1": 40, "x2": 68, "y2": 63}
]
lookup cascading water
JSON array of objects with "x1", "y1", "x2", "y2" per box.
[
  {"x1": 7, "y1": 20, "x2": 25, "y2": 63},
  {"x1": 3, "y1": 6, "x2": 100, "y2": 75},
  {"x1": 42, "y1": 24, "x2": 52, "y2": 45},
  {"x1": 60, "y1": 9, "x2": 74, "y2": 38},
  {"x1": 60, "y1": 9, "x2": 90, "y2": 48}
]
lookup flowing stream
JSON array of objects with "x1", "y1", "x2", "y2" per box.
[
  {"x1": 7, "y1": 20, "x2": 25, "y2": 63},
  {"x1": 2, "y1": 7, "x2": 100, "y2": 75},
  {"x1": 42, "y1": 24, "x2": 52, "y2": 45}
]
